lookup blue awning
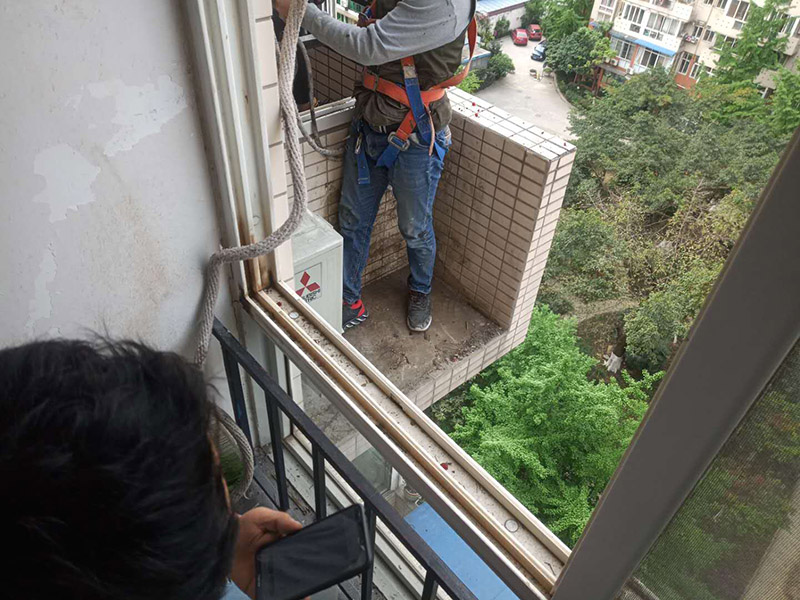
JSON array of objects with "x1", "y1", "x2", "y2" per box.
[
  {"x1": 610, "y1": 33, "x2": 677, "y2": 57},
  {"x1": 634, "y1": 37, "x2": 677, "y2": 57}
]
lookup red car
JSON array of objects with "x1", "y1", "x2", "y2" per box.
[
  {"x1": 511, "y1": 28, "x2": 529, "y2": 45},
  {"x1": 527, "y1": 23, "x2": 543, "y2": 41}
]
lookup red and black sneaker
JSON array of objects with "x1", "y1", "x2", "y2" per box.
[{"x1": 342, "y1": 299, "x2": 369, "y2": 330}]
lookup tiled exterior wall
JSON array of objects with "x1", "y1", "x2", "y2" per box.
[
  {"x1": 306, "y1": 44, "x2": 360, "y2": 104},
  {"x1": 287, "y1": 49, "x2": 575, "y2": 409},
  {"x1": 407, "y1": 89, "x2": 575, "y2": 409}
]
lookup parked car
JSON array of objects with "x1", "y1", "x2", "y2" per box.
[
  {"x1": 511, "y1": 28, "x2": 529, "y2": 45},
  {"x1": 527, "y1": 24, "x2": 543, "y2": 41},
  {"x1": 531, "y1": 40, "x2": 547, "y2": 61}
]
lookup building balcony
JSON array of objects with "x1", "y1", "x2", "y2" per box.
[
  {"x1": 613, "y1": 18, "x2": 685, "y2": 54},
  {"x1": 219, "y1": 21, "x2": 579, "y2": 597},
  {"x1": 624, "y1": 0, "x2": 694, "y2": 21}
]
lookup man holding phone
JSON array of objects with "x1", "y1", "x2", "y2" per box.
[
  {"x1": 0, "y1": 338, "x2": 300, "y2": 600},
  {"x1": 275, "y1": 0, "x2": 476, "y2": 333}
]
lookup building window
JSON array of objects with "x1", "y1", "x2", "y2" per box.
[
  {"x1": 692, "y1": 25, "x2": 704, "y2": 38},
  {"x1": 703, "y1": 28, "x2": 716, "y2": 42},
  {"x1": 611, "y1": 37, "x2": 634, "y2": 60},
  {"x1": 716, "y1": 0, "x2": 729, "y2": 9},
  {"x1": 704, "y1": 0, "x2": 713, "y2": 4},
  {"x1": 705, "y1": 65, "x2": 715, "y2": 76},
  {"x1": 689, "y1": 61, "x2": 702, "y2": 79},
  {"x1": 599, "y1": 0, "x2": 616, "y2": 13},
  {"x1": 645, "y1": 13, "x2": 680, "y2": 39},
  {"x1": 638, "y1": 48, "x2": 666, "y2": 69},
  {"x1": 622, "y1": 3, "x2": 645, "y2": 24},
  {"x1": 716, "y1": 34, "x2": 737, "y2": 49},
  {"x1": 779, "y1": 16, "x2": 797, "y2": 35},
  {"x1": 676, "y1": 52, "x2": 695, "y2": 75},
  {"x1": 727, "y1": 0, "x2": 750, "y2": 29}
]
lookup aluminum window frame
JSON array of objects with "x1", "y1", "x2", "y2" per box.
[{"x1": 551, "y1": 129, "x2": 800, "y2": 600}]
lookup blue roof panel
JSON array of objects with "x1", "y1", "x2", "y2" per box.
[{"x1": 476, "y1": 0, "x2": 527, "y2": 14}]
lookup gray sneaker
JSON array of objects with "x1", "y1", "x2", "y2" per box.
[{"x1": 407, "y1": 291, "x2": 432, "y2": 332}]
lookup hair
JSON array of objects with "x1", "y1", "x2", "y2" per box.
[{"x1": 0, "y1": 339, "x2": 238, "y2": 600}]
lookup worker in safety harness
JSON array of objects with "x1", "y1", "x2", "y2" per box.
[{"x1": 276, "y1": 0, "x2": 477, "y2": 333}]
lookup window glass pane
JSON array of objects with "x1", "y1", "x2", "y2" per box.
[{"x1": 617, "y1": 342, "x2": 800, "y2": 600}]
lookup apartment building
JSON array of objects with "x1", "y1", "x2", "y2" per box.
[
  {"x1": 591, "y1": 0, "x2": 800, "y2": 89},
  {"x1": 2, "y1": 2, "x2": 799, "y2": 600}
]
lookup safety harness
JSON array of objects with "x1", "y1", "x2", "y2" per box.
[{"x1": 354, "y1": 1, "x2": 477, "y2": 184}]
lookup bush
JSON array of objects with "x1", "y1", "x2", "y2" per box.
[
  {"x1": 457, "y1": 70, "x2": 482, "y2": 94},
  {"x1": 487, "y1": 52, "x2": 515, "y2": 80},
  {"x1": 494, "y1": 16, "x2": 510, "y2": 38},
  {"x1": 544, "y1": 208, "x2": 628, "y2": 303},
  {"x1": 535, "y1": 287, "x2": 575, "y2": 315}
]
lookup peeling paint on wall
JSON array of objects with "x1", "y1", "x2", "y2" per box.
[
  {"x1": 32, "y1": 143, "x2": 100, "y2": 222},
  {"x1": 87, "y1": 75, "x2": 188, "y2": 157},
  {"x1": 27, "y1": 243, "x2": 58, "y2": 332}
]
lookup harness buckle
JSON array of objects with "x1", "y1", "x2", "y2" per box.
[{"x1": 386, "y1": 132, "x2": 410, "y2": 152}]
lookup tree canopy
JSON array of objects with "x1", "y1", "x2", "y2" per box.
[
  {"x1": 547, "y1": 26, "x2": 614, "y2": 79},
  {"x1": 452, "y1": 307, "x2": 662, "y2": 545}
]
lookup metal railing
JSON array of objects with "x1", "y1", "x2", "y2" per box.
[{"x1": 212, "y1": 318, "x2": 478, "y2": 600}]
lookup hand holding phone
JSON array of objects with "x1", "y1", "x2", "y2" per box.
[
  {"x1": 231, "y1": 508, "x2": 304, "y2": 599},
  {"x1": 256, "y1": 504, "x2": 373, "y2": 600}
]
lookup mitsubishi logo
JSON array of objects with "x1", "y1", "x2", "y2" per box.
[{"x1": 296, "y1": 271, "x2": 320, "y2": 298}]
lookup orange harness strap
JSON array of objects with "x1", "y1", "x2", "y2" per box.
[{"x1": 357, "y1": 4, "x2": 478, "y2": 152}]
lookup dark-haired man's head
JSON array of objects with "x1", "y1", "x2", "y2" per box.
[{"x1": 0, "y1": 339, "x2": 237, "y2": 600}]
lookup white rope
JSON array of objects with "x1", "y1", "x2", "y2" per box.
[
  {"x1": 195, "y1": 0, "x2": 308, "y2": 367},
  {"x1": 194, "y1": 0, "x2": 312, "y2": 498}
]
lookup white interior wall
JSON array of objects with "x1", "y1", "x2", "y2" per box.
[{"x1": 0, "y1": 0, "x2": 237, "y2": 410}]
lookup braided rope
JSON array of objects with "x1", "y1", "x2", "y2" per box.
[
  {"x1": 195, "y1": 0, "x2": 311, "y2": 497},
  {"x1": 195, "y1": 0, "x2": 308, "y2": 367}
]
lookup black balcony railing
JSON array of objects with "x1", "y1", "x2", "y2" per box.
[{"x1": 212, "y1": 318, "x2": 477, "y2": 600}]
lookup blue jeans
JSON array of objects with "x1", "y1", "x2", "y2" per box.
[{"x1": 339, "y1": 122, "x2": 451, "y2": 304}]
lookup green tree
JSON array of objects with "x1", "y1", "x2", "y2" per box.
[
  {"x1": 541, "y1": 2, "x2": 586, "y2": 41},
  {"x1": 546, "y1": 26, "x2": 614, "y2": 79},
  {"x1": 767, "y1": 67, "x2": 800, "y2": 136},
  {"x1": 494, "y1": 16, "x2": 511, "y2": 38},
  {"x1": 522, "y1": 0, "x2": 546, "y2": 26},
  {"x1": 452, "y1": 307, "x2": 663, "y2": 545},
  {"x1": 544, "y1": 208, "x2": 628, "y2": 302},
  {"x1": 715, "y1": 0, "x2": 790, "y2": 84},
  {"x1": 624, "y1": 262, "x2": 721, "y2": 369}
]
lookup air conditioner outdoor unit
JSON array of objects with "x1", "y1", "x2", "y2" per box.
[
  {"x1": 291, "y1": 209, "x2": 343, "y2": 332},
  {"x1": 610, "y1": 58, "x2": 619, "y2": 66}
]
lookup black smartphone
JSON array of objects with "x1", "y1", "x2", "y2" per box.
[{"x1": 255, "y1": 504, "x2": 373, "y2": 600}]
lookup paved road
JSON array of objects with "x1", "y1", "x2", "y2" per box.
[{"x1": 475, "y1": 36, "x2": 573, "y2": 140}]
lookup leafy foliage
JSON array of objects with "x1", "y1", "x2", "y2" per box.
[
  {"x1": 544, "y1": 208, "x2": 627, "y2": 302},
  {"x1": 494, "y1": 16, "x2": 510, "y2": 38},
  {"x1": 487, "y1": 52, "x2": 515, "y2": 80},
  {"x1": 522, "y1": 0, "x2": 546, "y2": 26},
  {"x1": 768, "y1": 67, "x2": 800, "y2": 137},
  {"x1": 715, "y1": 0, "x2": 790, "y2": 85},
  {"x1": 457, "y1": 69, "x2": 481, "y2": 94},
  {"x1": 452, "y1": 307, "x2": 663, "y2": 545},
  {"x1": 547, "y1": 26, "x2": 614, "y2": 79},
  {"x1": 548, "y1": 69, "x2": 789, "y2": 369},
  {"x1": 624, "y1": 262, "x2": 721, "y2": 369},
  {"x1": 541, "y1": 2, "x2": 586, "y2": 41}
]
